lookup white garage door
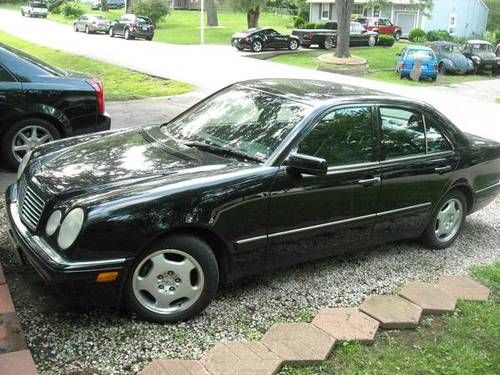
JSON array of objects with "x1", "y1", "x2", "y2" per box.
[{"x1": 396, "y1": 12, "x2": 417, "y2": 37}]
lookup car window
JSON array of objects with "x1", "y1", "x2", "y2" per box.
[
  {"x1": 471, "y1": 43, "x2": 493, "y2": 52},
  {"x1": 380, "y1": 107, "x2": 426, "y2": 159},
  {"x1": 0, "y1": 65, "x2": 16, "y2": 82},
  {"x1": 406, "y1": 49, "x2": 435, "y2": 60},
  {"x1": 425, "y1": 116, "x2": 452, "y2": 153},
  {"x1": 298, "y1": 107, "x2": 374, "y2": 167},
  {"x1": 136, "y1": 17, "x2": 152, "y2": 24}
]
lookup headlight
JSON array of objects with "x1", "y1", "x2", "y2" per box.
[
  {"x1": 17, "y1": 151, "x2": 32, "y2": 180},
  {"x1": 45, "y1": 210, "x2": 62, "y2": 236},
  {"x1": 57, "y1": 208, "x2": 85, "y2": 250}
]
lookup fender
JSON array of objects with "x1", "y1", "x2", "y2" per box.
[{"x1": 16, "y1": 102, "x2": 71, "y2": 136}]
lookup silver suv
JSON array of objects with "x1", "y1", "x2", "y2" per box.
[{"x1": 21, "y1": 1, "x2": 49, "y2": 18}]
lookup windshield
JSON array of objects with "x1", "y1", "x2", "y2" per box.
[
  {"x1": 441, "y1": 44, "x2": 461, "y2": 53},
  {"x1": 95, "y1": 15, "x2": 108, "y2": 20},
  {"x1": 162, "y1": 86, "x2": 310, "y2": 161},
  {"x1": 32, "y1": 2, "x2": 47, "y2": 8},
  {"x1": 407, "y1": 49, "x2": 435, "y2": 59},
  {"x1": 471, "y1": 43, "x2": 493, "y2": 52}
]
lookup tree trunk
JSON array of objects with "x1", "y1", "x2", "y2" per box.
[
  {"x1": 335, "y1": 0, "x2": 354, "y2": 58},
  {"x1": 126, "y1": 0, "x2": 133, "y2": 14},
  {"x1": 247, "y1": 6, "x2": 261, "y2": 29},
  {"x1": 101, "y1": 0, "x2": 108, "y2": 12},
  {"x1": 206, "y1": 0, "x2": 218, "y2": 27}
]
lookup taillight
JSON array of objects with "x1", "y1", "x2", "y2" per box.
[
  {"x1": 307, "y1": 32, "x2": 314, "y2": 39},
  {"x1": 87, "y1": 78, "x2": 105, "y2": 115}
]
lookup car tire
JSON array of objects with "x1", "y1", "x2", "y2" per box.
[
  {"x1": 85, "y1": 25, "x2": 90, "y2": 34},
  {"x1": 146, "y1": 36, "x2": 153, "y2": 41},
  {"x1": 438, "y1": 62, "x2": 446, "y2": 75},
  {"x1": 288, "y1": 39, "x2": 299, "y2": 51},
  {"x1": 125, "y1": 234, "x2": 219, "y2": 323},
  {"x1": 320, "y1": 37, "x2": 334, "y2": 50},
  {"x1": 420, "y1": 190, "x2": 467, "y2": 249},
  {"x1": 394, "y1": 30, "x2": 401, "y2": 41},
  {"x1": 109, "y1": 27, "x2": 114, "y2": 37},
  {"x1": 368, "y1": 35, "x2": 377, "y2": 47},
  {"x1": 251, "y1": 40, "x2": 263, "y2": 52},
  {"x1": 124, "y1": 29, "x2": 132, "y2": 40},
  {"x1": 74, "y1": 24, "x2": 78, "y2": 32},
  {"x1": 21, "y1": 10, "x2": 24, "y2": 16},
  {"x1": 0, "y1": 118, "x2": 59, "y2": 170}
]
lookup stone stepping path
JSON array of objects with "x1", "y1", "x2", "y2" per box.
[{"x1": 137, "y1": 275, "x2": 491, "y2": 375}]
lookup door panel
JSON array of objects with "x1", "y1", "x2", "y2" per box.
[{"x1": 0, "y1": 68, "x2": 23, "y2": 127}]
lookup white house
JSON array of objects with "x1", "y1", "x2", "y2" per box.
[{"x1": 307, "y1": 0, "x2": 489, "y2": 38}]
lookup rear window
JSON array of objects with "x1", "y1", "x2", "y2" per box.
[
  {"x1": 32, "y1": 2, "x2": 47, "y2": 8},
  {"x1": 136, "y1": 16, "x2": 152, "y2": 24},
  {"x1": 406, "y1": 49, "x2": 435, "y2": 60}
]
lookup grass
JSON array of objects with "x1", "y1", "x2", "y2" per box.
[
  {"x1": 0, "y1": 31, "x2": 192, "y2": 100},
  {"x1": 280, "y1": 262, "x2": 500, "y2": 375},
  {"x1": 270, "y1": 43, "x2": 491, "y2": 87},
  {"x1": 0, "y1": 3, "x2": 293, "y2": 45}
]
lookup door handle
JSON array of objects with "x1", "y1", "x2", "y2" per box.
[
  {"x1": 434, "y1": 165, "x2": 452, "y2": 174},
  {"x1": 358, "y1": 176, "x2": 381, "y2": 187}
]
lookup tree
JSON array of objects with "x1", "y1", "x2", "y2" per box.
[
  {"x1": 133, "y1": 0, "x2": 170, "y2": 26},
  {"x1": 101, "y1": 0, "x2": 108, "y2": 12},
  {"x1": 485, "y1": 0, "x2": 500, "y2": 31},
  {"x1": 335, "y1": 0, "x2": 354, "y2": 58},
  {"x1": 206, "y1": 0, "x2": 219, "y2": 27},
  {"x1": 127, "y1": 0, "x2": 133, "y2": 14},
  {"x1": 229, "y1": 0, "x2": 266, "y2": 28}
]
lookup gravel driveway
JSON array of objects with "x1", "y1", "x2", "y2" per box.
[{"x1": 0, "y1": 195, "x2": 498, "y2": 375}]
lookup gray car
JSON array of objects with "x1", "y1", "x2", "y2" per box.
[
  {"x1": 73, "y1": 14, "x2": 111, "y2": 34},
  {"x1": 428, "y1": 41, "x2": 474, "y2": 75}
]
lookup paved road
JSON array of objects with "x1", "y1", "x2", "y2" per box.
[{"x1": 1, "y1": 9, "x2": 500, "y2": 142}]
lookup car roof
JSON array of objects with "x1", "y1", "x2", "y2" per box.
[
  {"x1": 467, "y1": 40, "x2": 491, "y2": 44},
  {"x1": 428, "y1": 41, "x2": 456, "y2": 46},
  {"x1": 405, "y1": 45, "x2": 433, "y2": 50}
]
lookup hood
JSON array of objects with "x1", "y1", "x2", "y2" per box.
[
  {"x1": 441, "y1": 52, "x2": 470, "y2": 65},
  {"x1": 27, "y1": 126, "x2": 256, "y2": 198}
]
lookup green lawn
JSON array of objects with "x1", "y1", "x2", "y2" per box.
[
  {"x1": 270, "y1": 44, "x2": 490, "y2": 87},
  {"x1": 280, "y1": 262, "x2": 500, "y2": 375},
  {"x1": 0, "y1": 31, "x2": 192, "y2": 100},
  {"x1": 1, "y1": 3, "x2": 293, "y2": 45}
]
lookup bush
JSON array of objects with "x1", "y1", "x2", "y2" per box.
[
  {"x1": 315, "y1": 23, "x2": 328, "y2": 29},
  {"x1": 409, "y1": 28, "x2": 426, "y2": 42},
  {"x1": 133, "y1": 0, "x2": 170, "y2": 26},
  {"x1": 48, "y1": 0, "x2": 64, "y2": 14},
  {"x1": 62, "y1": 2, "x2": 84, "y2": 18},
  {"x1": 304, "y1": 22, "x2": 317, "y2": 29},
  {"x1": 426, "y1": 29, "x2": 452, "y2": 41},
  {"x1": 293, "y1": 16, "x2": 305, "y2": 28},
  {"x1": 378, "y1": 35, "x2": 395, "y2": 47},
  {"x1": 496, "y1": 29, "x2": 500, "y2": 44}
]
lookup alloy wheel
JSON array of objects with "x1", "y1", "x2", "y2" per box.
[
  {"x1": 324, "y1": 38, "x2": 333, "y2": 49},
  {"x1": 289, "y1": 40, "x2": 298, "y2": 50},
  {"x1": 434, "y1": 198, "x2": 463, "y2": 243},
  {"x1": 132, "y1": 249, "x2": 205, "y2": 315},
  {"x1": 368, "y1": 36, "x2": 376, "y2": 47},
  {"x1": 11, "y1": 125, "x2": 54, "y2": 162},
  {"x1": 252, "y1": 41, "x2": 262, "y2": 52}
]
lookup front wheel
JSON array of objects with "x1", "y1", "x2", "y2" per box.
[
  {"x1": 109, "y1": 27, "x2": 114, "y2": 37},
  {"x1": 394, "y1": 30, "x2": 401, "y2": 41},
  {"x1": 124, "y1": 29, "x2": 132, "y2": 40},
  {"x1": 438, "y1": 62, "x2": 446, "y2": 75},
  {"x1": 420, "y1": 190, "x2": 467, "y2": 249},
  {"x1": 368, "y1": 35, "x2": 377, "y2": 47},
  {"x1": 125, "y1": 234, "x2": 219, "y2": 322},
  {"x1": 251, "y1": 40, "x2": 263, "y2": 52},
  {"x1": 74, "y1": 24, "x2": 78, "y2": 32},
  {"x1": 288, "y1": 39, "x2": 299, "y2": 51},
  {"x1": 320, "y1": 37, "x2": 334, "y2": 50},
  {"x1": 85, "y1": 25, "x2": 90, "y2": 34}
]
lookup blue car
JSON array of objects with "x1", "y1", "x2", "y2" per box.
[
  {"x1": 428, "y1": 41, "x2": 474, "y2": 75},
  {"x1": 396, "y1": 46, "x2": 438, "y2": 81}
]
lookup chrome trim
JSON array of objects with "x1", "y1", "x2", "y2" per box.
[
  {"x1": 381, "y1": 151, "x2": 454, "y2": 164},
  {"x1": 475, "y1": 180, "x2": 500, "y2": 194},
  {"x1": 9, "y1": 202, "x2": 126, "y2": 271},
  {"x1": 327, "y1": 161, "x2": 379, "y2": 173},
  {"x1": 236, "y1": 202, "x2": 432, "y2": 245}
]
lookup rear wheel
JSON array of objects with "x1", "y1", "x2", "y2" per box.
[
  {"x1": 288, "y1": 39, "x2": 299, "y2": 51},
  {"x1": 126, "y1": 234, "x2": 219, "y2": 322},
  {"x1": 0, "y1": 118, "x2": 59, "y2": 170},
  {"x1": 420, "y1": 190, "x2": 467, "y2": 249},
  {"x1": 320, "y1": 37, "x2": 334, "y2": 50},
  {"x1": 251, "y1": 40, "x2": 263, "y2": 52}
]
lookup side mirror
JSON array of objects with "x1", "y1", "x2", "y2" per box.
[{"x1": 286, "y1": 153, "x2": 327, "y2": 176}]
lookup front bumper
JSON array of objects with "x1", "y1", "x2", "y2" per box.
[
  {"x1": 231, "y1": 38, "x2": 250, "y2": 49},
  {"x1": 5, "y1": 184, "x2": 128, "y2": 305}
]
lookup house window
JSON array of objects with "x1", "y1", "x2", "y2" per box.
[
  {"x1": 320, "y1": 3, "x2": 330, "y2": 20},
  {"x1": 449, "y1": 14, "x2": 457, "y2": 34},
  {"x1": 352, "y1": 4, "x2": 364, "y2": 15},
  {"x1": 373, "y1": 5, "x2": 380, "y2": 17}
]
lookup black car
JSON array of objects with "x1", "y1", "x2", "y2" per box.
[
  {"x1": 0, "y1": 44, "x2": 110, "y2": 169},
  {"x1": 231, "y1": 28, "x2": 299, "y2": 52},
  {"x1": 462, "y1": 40, "x2": 500, "y2": 74},
  {"x1": 7, "y1": 79, "x2": 500, "y2": 322},
  {"x1": 109, "y1": 14, "x2": 154, "y2": 41},
  {"x1": 91, "y1": 0, "x2": 125, "y2": 10}
]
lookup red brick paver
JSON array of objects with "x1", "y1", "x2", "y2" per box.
[
  {"x1": 139, "y1": 359, "x2": 208, "y2": 375},
  {"x1": 0, "y1": 285, "x2": 15, "y2": 314},
  {"x1": 0, "y1": 313, "x2": 27, "y2": 354},
  {"x1": 0, "y1": 264, "x2": 5, "y2": 285},
  {"x1": 360, "y1": 295, "x2": 422, "y2": 329},
  {"x1": 399, "y1": 282, "x2": 457, "y2": 314},
  {"x1": 437, "y1": 276, "x2": 490, "y2": 301},
  {"x1": 202, "y1": 342, "x2": 282, "y2": 375},
  {"x1": 261, "y1": 322, "x2": 335, "y2": 363},
  {"x1": 0, "y1": 350, "x2": 37, "y2": 375},
  {"x1": 312, "y1": 308, "x2": 379, "y2": 344}
]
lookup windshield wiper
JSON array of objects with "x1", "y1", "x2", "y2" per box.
[{"x1": 184, "y1": 141, "x2": 262, "y2": 163}]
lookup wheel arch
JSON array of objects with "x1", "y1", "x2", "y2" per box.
[
  {"x1": 448, "y1": 178, "x2": 474, "y2": 214},
  {"x1": 0, "y1": 112, "x2": 67, "y2": 140}
]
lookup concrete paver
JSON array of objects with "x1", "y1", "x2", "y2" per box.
[
  {"x1": 0, "y1": 285, "x2": 15, "y2": 314},
  {"x1": 312, "y1": 307, "x2": 379, "y2": 344},
  {"x1": 261, "y1": 322, "x2": 335, "y2": 363},
  {"x1": 399, "y1": 282, "x2": 457, "y2": 314},
  {"x1": 437, "y1": 276, "x2": 490, "y2": 301},
  {"x1": 0, "y1": 350, "x2": 37, "y2": 375},
  {"x1": 0, "y1": 264, "x2": 5, "y2": 285},
  {"x1": 360, "y1": 295, "x2": 422, "y2": 329},
  {"x1": 138, "y1": 359, "x2": 209, "y2": 375}
]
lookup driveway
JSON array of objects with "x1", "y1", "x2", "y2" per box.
[{"x1": 0, "y1": 9, "x2": 499, "y2": 142}]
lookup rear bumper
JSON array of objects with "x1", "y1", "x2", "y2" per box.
[
  {"x1": 130, "y1": 30, "x2": 154, "y2": 39},
  {"x1": 5, "y1": 184, "x2": 127, "y2": 306},
  {"x1": 400, "y1": 69, "x2": 437, "y2": 78}
]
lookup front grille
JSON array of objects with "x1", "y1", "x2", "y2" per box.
[{"x1": 18, "y1": 177, "x2": 45, "y2": 231}]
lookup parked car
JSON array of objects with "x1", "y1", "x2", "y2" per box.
[
  {"x1": 355, "y1": 17, "x2": 402, "y2": 40},
  {"x1": 231, "y1": 27, "x2": 299, "y2": 52},
  {"x1": 397, "y1": 45, "x2": 438, "y2": 80},
  {"x1": 7, "y1": 79, "x2": 500, "y2": 322},
  {"x1": 109, "y1": 14, "x2": 154, "y2": 41},
  {"x1": 74, "y1": 14, "x2": 111, "y2": 34},
  {"x1": 292, "y1": 21, "x2": 378, "y2": 50},
  {"x1": 428, "y1": 41, "x2": 474, "y2": 75},
  {"x1": 91, "y1": 0, "x2": 125, "y2": 10},
  {"x1": 0, "y1": 43, "x2": 110, "y2": 169},
  {"x1": 462, "y1": 40, "x2": 499, "y2": 74},
  {"x1": 21, "y1": 1, "x2": 48, "y2": 18},
  {"x1": 496, "y1": 43, "x2": 500, "y2": 57}
]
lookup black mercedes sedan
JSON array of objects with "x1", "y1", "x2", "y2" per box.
[
  {"x1": 109, "y1": 14, "x2": 154, "y2": 41},
  {"x1": 232, "y1": 28, "x2": 299, "y2": 52},
  {"x1": 6, "y1": 79, "x2": 500, "y2": 322},
  {"x1": 0, "y1": 44, "x2": 111, "y2": 169}
]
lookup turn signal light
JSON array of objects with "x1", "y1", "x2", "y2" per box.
[{"x1": 96, "y1": 272, "x2": 119, "y2": 283}]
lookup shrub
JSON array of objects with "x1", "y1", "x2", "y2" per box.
[
  {"x1": 426, "y1": 29, "x2": 451, "y2": 42},
  {"x1": 409, "y1": 28, "x2": 426, "y2": 42},
  {"x1": 133, "y1": 0, "x2": 170, "y2": 26},
  {"x1": 293, "y1": 16, "x2": 305, "y2": 28},
  {"x1": 62, "y1": 2, "x2": 84, "y2": 18},
  {"x1": 315, "y1": 23, "x2": 328, "y2": 29},
  {"x1": 378, "y1": 35, "x2": 395, "y2": 47},
  {"x1": 496, "y1": 29, "x2": 500, "y2": 44},
  {"x1": 48, "y1": 0, "x2": 64, "y2": 14},
  {"x1": 304, "y1": 22, "x2": 317, "y2": 29}
]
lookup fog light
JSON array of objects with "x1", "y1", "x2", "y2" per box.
[{"x1": 96, "y1": 272, "x2": 119, "y2": 283}]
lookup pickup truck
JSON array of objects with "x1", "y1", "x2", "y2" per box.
[
  {"x1": 292, "y1": 21, "x2": 378, "y2": 50},
  {"x1": 21, "y1": 1, "x2": 48, "y2": 18},
  {"x1": 354, "y1": 17, "x2": 402, "y2": 41}
]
